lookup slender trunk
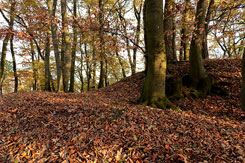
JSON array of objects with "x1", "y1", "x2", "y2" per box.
[
  {"x1": 30, "y1": 40, "x2": 37, "y2": 91},
  {"x1": 143, "y1": 0, "x2": 148, "y2": 72},
  {"x1": 10, "y1": 35, "x2": 18, "y2": 92},
  {"x1": 47, "y1": 0, "x2": 62, "y2": 92},
  {"x1": 133, "y1": 0, "x2": 143, "y2": 74},
  {"x1": 84, "y1": 43, "x2": 91, "y2": 91},
  {"x1": 79, "y1": 40, "x2": 84, "y2": 92},
  {"x1": 69, "y1": 0, "x2": 77, "y2": 92},
  {"x1": 92, "y1": 47, "x2": 96, "y2": 87},
  {"x1": 164, "y1": 0, "x2": 177, "y2": 62},
  {"x1": 180, "y1": 0, "x2": 191, "y2": 61},
  {"x1": 45, "y1": 32, "x2": 51, "y2": 91},
  {"x1": 0, "y1": 35, "x2": 10, "y2": 94},
  {"x1": 98, "y1": 0, "x2": 105, "y2": 88},
  {"x1": 241, "y1": 49, "x2": 245, "y2": 111},
  {"x1": 105, "y1": 58, "x2": 109, "y2": 87},
  {"x1": 61, "y1": 0, "x2": 72, "y2": 92},
  {"x1": 202, "y1": 0, "x2": 215, "y2": 59}
]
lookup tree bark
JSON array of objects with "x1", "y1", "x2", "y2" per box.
[
  {"x1": 189, "y1": 0, "x2": 208, "y2": 86},
  {"x1": 69, "y1": 0, "x2": 78, "y2": 92},
  {"x1": 61, "y1": 0, "x2": 72, "y2": 92},
  {"x1": 180, "y1": 0, "x2": 191, "y2": 61},
  {"x1": 10, "y1": 35, "x2": 18, "y2": 93},
  {"x1": 47, "y1": 0, "x2": 62, "y2": 92},
  {"x1": 202, "y1": 0, "x2": 215, "y2": 59},
  {"x1": 139, "y1": 0, "x2": 171, "y2": 108},
  {"x1": 132, "y1": 0, "x2": 143, "y2": 74},
  {"x1": 98, "y1": 0, "x2": 105, "y2": 88},
  {"x1": 164, "y1": 0, "x2": 177, "y2": 62},
  {"x1": 241, "y1": 49, "x2": 245, "y2": 111},
  {"x1": 30, "y1": 40, "x2": 37, "y2": 91},
  {"x1": 45, "y1": 32, "x2": 51, "y2": 91}
]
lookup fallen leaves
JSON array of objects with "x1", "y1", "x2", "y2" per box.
[{"x1": 0, "y1": 59, "x2": 244, "y2": 162}]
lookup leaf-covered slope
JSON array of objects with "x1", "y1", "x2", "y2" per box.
[{"x1": 0, "y1": 59, "x2": 244, "y2": 162}]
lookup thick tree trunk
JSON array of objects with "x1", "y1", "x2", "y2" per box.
[
  {"x1": 189, "y1": 0, "x2": 208, "y2": 86},
  {"x1": 69, "y1": 0, "x2": 77, "y2": 92},
  {"x1": 139, "y1": 0, "x2": 171, "y2": 108},
  {"x1": 61, "y1": 0, "x2": 72, "y2": 92}
]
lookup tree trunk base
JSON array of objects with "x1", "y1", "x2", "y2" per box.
[
  {"x1": 138, "y1": 96, "x2": 175, "y2": 109},
  {"x1": 166, "y1": 74, "x2": 228, "y2": 99}
]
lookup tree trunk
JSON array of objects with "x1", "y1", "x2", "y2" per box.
[
  {"x1": 164, "y1": 0, "x2": 177, "y2": 63},
  {"x1": 69, "y1": 0, "x2": 78, "y2": 92},
  {"x1": 241, "y1": 50, "x2": 245, "y2": 111},
  {"x1": 61, "y1": 0, "x2": 72, "y2": 92},
  {"x1": 30, "y1": 40, "x2": 37, "y2": 91},
  {"x1": 132, "y1": 0, "x2": 143, "y2": 74},
  {"x1": 47, "y1": 0, "x2": 62, "y2": 92},
  {"x1": 98, "y1": 0, "x2": 105, "y2": 88},
  {"x1": 10, "y1": 35, "x2": 18, "y2": 93},
  {"x1": 180, "y1": 0, "x2": 191, "y2": 61},
  {"x1": 189, "y1": 0, "x2": 208, "y2": 86},
  {"x1": 139, "y1": 0, "x2": 172, "y2": 109},
  {"x1": 45, "y1": 32, "x2": 51, "y2": 91},
  {"x1": 202, "y1": 0, "x2": 215, "y2": 59}
]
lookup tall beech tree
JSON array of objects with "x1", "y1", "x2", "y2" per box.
[
  {"x1": 69, "y1": 0, "x2": 78, "y2": 92},
  {"x1": 47, "y1": 0, "x2": 62, "y2": 92},
  {"x1": 139, "y1": 0, "x2": 171, "y2": 108},
  {"x1": 61, "y1": 0, "x2": 72, "y2": 92},
  {"x1": 189, "y1": 0, "x2": 211, "y2": 96},
  {"x1": 0, "y1": 0, "x2": 15, "y2": 94}
]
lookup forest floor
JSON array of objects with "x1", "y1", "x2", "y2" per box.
[{"x1": 0, "y1": 59, "x2": 244, "y2": 163}]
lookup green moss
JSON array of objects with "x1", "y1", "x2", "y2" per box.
[{"x1": 149, "y1": 96, "x2": 175, "y2": 109}]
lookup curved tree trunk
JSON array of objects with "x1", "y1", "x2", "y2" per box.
[{"x1": 139, "y1": 0, "x2": 171, "y2": 108}]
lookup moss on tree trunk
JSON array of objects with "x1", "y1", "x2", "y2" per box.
[{"x1": 139, "y1": 0, "x2": 173, "y2": 109}]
